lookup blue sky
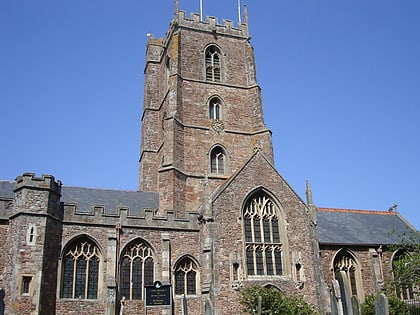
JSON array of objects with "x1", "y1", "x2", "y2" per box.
[{"x1": 1, "y1": 1, "x2": 419, "y2": 229}]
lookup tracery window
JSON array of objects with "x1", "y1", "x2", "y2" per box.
[
  {"x1": 209, "y1": 96, "x2": 222, "y2": 120},
  {"x1": 174, "y1": 257, "x2": 198, "y2": 296},
  {"x1": 333, "y1": 249, "x2": 360, "y2": 298},
  {"x1": 61, "y1": 237, "x2": 101, "y2": 299},
  {"x1": 120, "y1": 239, "x2": 154, "y2": 300},
  {"x1": 392, "y1": 251, "x2": 415, "y2": 300},
  {"x1": 243, "y1": 192, "x2": 283, "y2": 276},
  {"x1": 210, "y1": 146, "x2": 225, "y2": 174},
  {"x1": 205, "y1": 45, "x2": 221, "y2": 82}
]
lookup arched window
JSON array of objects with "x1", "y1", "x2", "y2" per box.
[
  {"x1": 174, "y1": 257, "x2": 198, "y2": 296},
  {"x1": 243, "y1": 191, "x2": 283, "y2": 276},
  {"x1": 209, "y1": 96, "x2": 222, "y2": 120},
  {"x1": 205, "y1": 45, "x2": 221, "y2": 82},
  {"x1": 61, "y1": 237, "x2": 101, "y2": 299},
  {"x1": 392, "y1": 251, "x2": 415, "y2": 300},
  {"x1": 333, "y1": 249, "x2": 361, "y2": 298},
  {"x1": 210, "y1": 146, "x2": 226, "y2": 174},
  {"x1": 120, "y1": 239, "x2": 154, "y2": 300}
]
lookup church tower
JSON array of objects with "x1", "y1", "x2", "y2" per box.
[{"x1": 139, "y1": 6, "x2": 273, "y2": 216}]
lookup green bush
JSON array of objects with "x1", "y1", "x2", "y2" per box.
[
  {"x1": 361, "y1": 294, "x2": 410, "y2": 315},
  {"x1": 239, "y1": 285, "x2": 319, "y2": 315}
]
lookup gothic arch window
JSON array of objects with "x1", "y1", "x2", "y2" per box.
[
  {"x1": 209, "y1": 96, "x2": 222, "y2": 120},
  {"x1": 61, "y1": 236, "x2": 101, "y2": 299},
  {"x1": 333, "y1": 249, "x2": 362, "y2": 299},
  {"x1": 392, "y1": 250, "x2": 415, "y2": 300},
  {"x1": 243, "y1": 191, "x2": 284, "y2": 277},
  {"x1": 174, "y1": 256, "x2": 199, "y2": 296},
  {"x1": 210, "y1": 146, "x2": 226, "y2": 174},
  {"x1": 119, "y1": 239, "x2": 154, "y2": 300},
  {"x1": 205, "y1": 45, "x2": 221, "y2": 82}
]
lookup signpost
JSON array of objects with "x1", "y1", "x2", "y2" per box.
[{"x1": 144, "y1": 281, "x2": 172, "y2": 314}]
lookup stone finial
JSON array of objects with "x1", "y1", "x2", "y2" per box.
[
  {"x1": 243, "y1": 5, "x2": 248, "y2": 24},
  {"x1": 305, "y1": 179, "x2": 313, "y2": 206},
  {"x1": 174, "y1": 0, "x2": 179, "y2": 14}
]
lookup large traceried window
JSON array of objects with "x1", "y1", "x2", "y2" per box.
[
  {"x1": 210, "y1": 146, "x2": 226, "y2": 174},
  {"x1": 120, "y1": 239, "x2": 154, "y2": 300},
  {"x1": 174, "y1": 257, "x2": 198, "y2": 296},
  {"x1": 205, "y1": 45, "x2": 221, "y2": 82},
  {"x1": 333, "y1": 249, "x2": 361, "y2": 298},
  {"x1": 61, "y1": 237, "x2": 101, "y2": 299},
  {"x1": 392, "y1": 251, "x2": 415, "y2": 300},
  {"x1": 244, "y1": 192, "x2": 283, "y2": 276}
]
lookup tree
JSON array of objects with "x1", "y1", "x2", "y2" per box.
[
  {"x1": 239, "y1": 285, "x2": 319, "y2": 315},
  {"x1": 387, "y1": 231, "x2": 420, "y2": 297}
]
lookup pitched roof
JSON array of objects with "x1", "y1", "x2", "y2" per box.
[
  {"x1": 0, "y1": 180, "x2": 159, "y2": 216},
  {"x1": 0, "y1": 181, "x2": 14, "y2": 199},
  {"x1": 317, "y1": 207, "x2": 416, "y2": 246},
  {"x1": 61, "y1": 186, "x2": 159, "y2": 215}
]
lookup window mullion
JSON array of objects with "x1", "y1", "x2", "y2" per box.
[{"x1": 72, "y1": 258, "x2": 77, "y2": 298}]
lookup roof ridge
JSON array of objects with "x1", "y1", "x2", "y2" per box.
[{"x1": 317, "y1": 207, "x2": 396, "y2": 215}]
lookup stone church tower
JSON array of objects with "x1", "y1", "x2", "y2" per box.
[
  {"x1": 139, "y1": 5, "x2": 327, "y2": 314},
  {"x1": 139, "y1": 6, "x2": 273, "y2": 217}
]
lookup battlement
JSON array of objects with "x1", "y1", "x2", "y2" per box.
[
  {"x1": 171, "y1": 10, "x2": 249, "y2": 39},
  {"x1": 63, "y1": 202, "x2": 200, "y2": 231},
  {"x1": 15, "y1": 173, "x2": 62, "y2": 194},
  {"x1": 146, "y1": 8, "x2": 249, "y2": 64}
]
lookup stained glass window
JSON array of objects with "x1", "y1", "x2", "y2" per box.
[
  {"x1": 174, "y1": 257, "x2": 198, "y2": 296},
  {"x1": 61, "y1": 237, "x2": 100, "y2": 299},
  {"x1": 243, "y1": 192, "x2": 283, "y2": 276},
  {"x1": 119, "y1": 240, "x2": 154, "y2": 300}
]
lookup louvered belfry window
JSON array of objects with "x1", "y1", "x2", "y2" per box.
[
  {"x1": 205, "y1": 46, "x2": 221, "y2": 82},
  {"x1": 244, "y1": 192, "x2": 283, "y2": 276}
]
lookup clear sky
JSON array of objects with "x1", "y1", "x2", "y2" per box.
[{"x1": 1, "y1": 1, "x2": 419, "y2": 229}]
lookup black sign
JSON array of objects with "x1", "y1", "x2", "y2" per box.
[{"x1": 145, "y1": 282, "x2": 172, "y2": 307}]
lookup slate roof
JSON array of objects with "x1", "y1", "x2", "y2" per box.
[
  {"x1": 0, "y1": 180, "x2": 159, "y2": 216},
  {"x1": 317, "y1": 208, "x2": 417, "y2": 246},
  {"x1": 0, "y1": 181, "x2": 14, "y2": 199},
  {"x1": 61, "y1": 186, "x2": 159, "y2": 215}
]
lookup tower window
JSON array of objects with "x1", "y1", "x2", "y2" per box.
[
  {"x1": 244, "y1": 192, "x2": 284, "y2": 276},
  {"x1": 205, "y1": 45, "x2": 221, "y2": 82},
  {"x1": 26, "y1": 224, "x2": 37, "y2": 245},
  {"x1": 61, "y1": 237, "x2": 101, "y2": 299},
  {"x1": 210, "y1": 146, "x2": 226, "y2": 174},
  {"x1": 174, "y1": 257, "x2": 198, "y2": 296},
  {"x1": 119, "y1": 239, "x2": 154, "y2": 300},
  {"x1": 209, "y1": 96, "x2": 222, "y2": 120},
  {"x1": 22, "y1": 276, "x2": 32, "y2": 295}
]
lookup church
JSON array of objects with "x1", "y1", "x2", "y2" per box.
[{"x1": 0, "y1": 4, "x2": 416, "y2": 315}]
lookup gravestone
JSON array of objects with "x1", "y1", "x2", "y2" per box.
[
  {"x1": 351, "y1": 295, "x2": 360, "y2": 315},
  {"x1": 375, "y1": 293, "x2": 389, "y2": 315},
  {"x1": 338, "y1": 271, "x2": 353, "y2": 315}
]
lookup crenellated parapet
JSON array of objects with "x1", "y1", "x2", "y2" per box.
[
  {"x1": 171, "y1": 10, "x2": 249, "y2": 40},
  {"x1": 146, "y1": 9, "x2": 250, "y2": 64},
  {"x1": 13, "y1": 172, "x2": 62, "y2": 218},
  {"x1": 15, "y1": 172, "x2": 62, "y2": 194},
  {"x1": 62, "y1": 203, "x2": 200, "y2": 231}
]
